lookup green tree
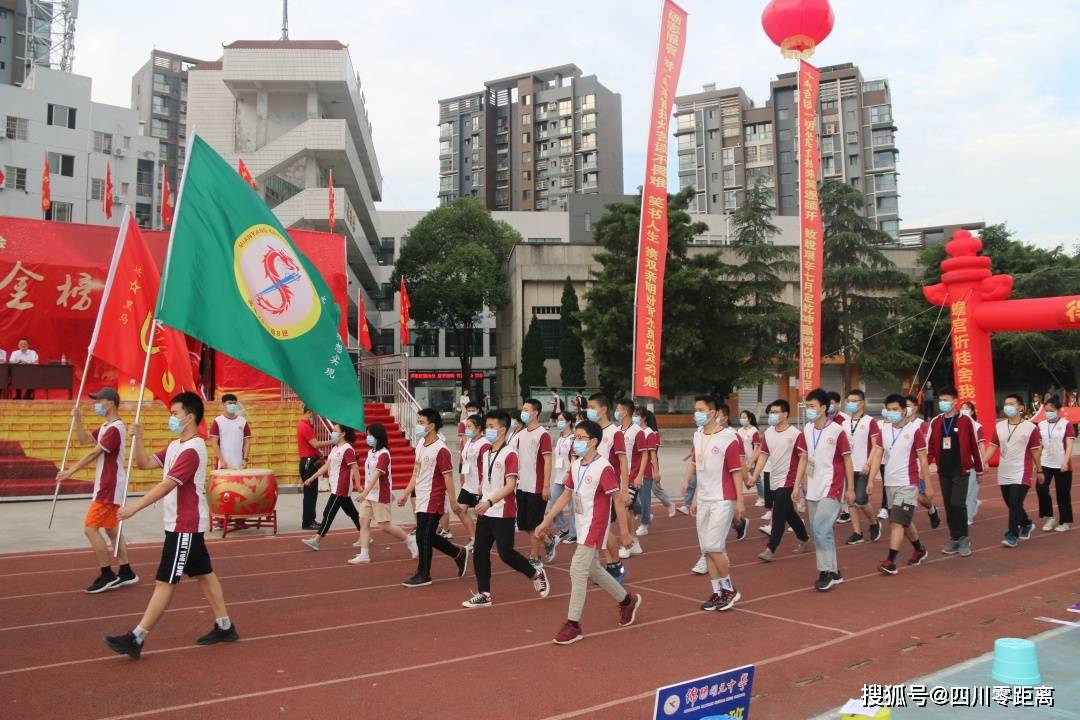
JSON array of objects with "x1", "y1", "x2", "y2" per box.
[
  {"x1": 520, "y1": 315, "x2": 547, "y2": 400},
  {"x1": 392, "y1": 198, "x2": 518, "y2": 395},
  {"x1": 729, "y1": 180, "x2": 799, "y2": 411},
  {"x1": 819, "y1": 180, "x2": 914, "y2": 389},
  {"x1": 579, "y1": 187, "x2": 746, "y2": 399},
  {"x1": 558, "y1": 276, "x2": 586, "y2": 388}
]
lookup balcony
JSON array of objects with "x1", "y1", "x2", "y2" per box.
[{"x1": 558, "y1": 124, "x2": 573, "y2": 137}]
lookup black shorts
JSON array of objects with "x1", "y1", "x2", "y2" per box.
[
  {"x1": 853, "y1": 472, "x2": 870, "y2": 507},
  {"x1": 612, "y1": 485, "x2": 639, "y2": 522},
  {"x1": 515, "y1": 489, "x2": 546, "y2": 532},
  {"x1": 457, "y1": 488, "x2": 481, "y2": 508},
  {"x1": 156, "y1": 531, "x2": 213, "y2": 585}
]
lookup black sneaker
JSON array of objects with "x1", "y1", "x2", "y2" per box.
[
  {"x1": 814, "y1": 571, "x2": 832, "y2": 591},
  {"x1": 110, "y1": 570, "x2": 140, "y2": 589},
  {"x1": 928, "y1": 508, "x2": 941, "y2": 529},
  {"x1": 734, "y1": 517, "x2": 749, "y2": 541},
  {"x1": 837, "y1": 511, "x2": 852, "y2": 524},
  {"x1": 86, "y1": 573, "x2": 118, "y2": 594},
  {"x1": 557, "y1": 529, "x2": 571, "y2": 541},
  {"x1": 302, "y1": 522, "x2": 321, "y2": 531},
  {"x1": 869, "y1": 523, "x2": 882, "y2": 543},
  {"x1": 715, "y1": 588, "x2": 741, "y2": 611},
  {"x1": 104, "y1": 631, "x2": 142, "y2": 659},
  {"x1": 196, "y1": 623, "x2": 239, "y2": 646},
  {"x1": 701, "y1": 592, "x2": 721, "y2": 611},
  {"x1": 455, "y1": 545, "x2": 471, "y2": 577},
  {"x1": 845, "y1": 532, "x2": 865, "y2": 545},
  {"x1": 401, "y1": 574, "x2": 433, "y2": 588}
]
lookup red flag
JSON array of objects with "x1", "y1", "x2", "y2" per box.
[
  {"x1": 357, "y1": 289, "x2": 372, "y2": 352},
  {"x1": 0, "y1": 167, "x2": 6, "y2": 187},
  {"x1": 399, "y1": 277, "x2": 411, "y2": 348},
  {"x1": 328, "y1": 168, "x2": 336, "y2": 234},
  {"x1": 237, "y1": 159, "x2": 257, "y2": 190},
  {"x1": 161, "y1": 172, "x2": 174, "y2": 228},
  {"x1": 92, "y1": 210, "x2": 199, "y2": 408},
  {"x1": 41, "y1": 153, "x2": 51, "y2": 215},
  {"x1": 103, "y1": 162, "x2": 114, "y2": 220}
]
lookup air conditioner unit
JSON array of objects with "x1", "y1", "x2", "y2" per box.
[
  {"x1": 823, "y1": 123, "x2": 839, "y2": 135},
  {"x1": 113, "y1": 147, "x2": 125, "y2": 157}
]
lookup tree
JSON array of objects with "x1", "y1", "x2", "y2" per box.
[
  {"x1": 729, "y1": 179, "x2": 799, "y2": 412},
  {"x1": 558, "y1": 276, "x2": 586, "y2": 388},
  {"x1": 579, "y1": 186, "x2": 746, "y2": 399},
  {"x1": 819, "y1": 180, "x2": 914, "y2": 389},
  {"x1": 520, "y1": 315, "x2": 546, "y2": 400},
  {"x1": 392, "y1": 198, "x2": 518, "y2": 395}
]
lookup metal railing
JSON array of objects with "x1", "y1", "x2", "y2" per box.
[
  {"x1": 395, "y1": 378, "x2": 420, "y2": 448},
  {"x1": 359, "y1": 352, "x2": 408, "y2": 405}
]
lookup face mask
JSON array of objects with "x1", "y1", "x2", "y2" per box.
[
  {"x1": 906, "y1": 406, "x2": 915, "y2": 417},
  {"x1": 94, "y1": 403, "x2": 106, "y2": 417},
  {"x1": 520, "y1": 411, "x2": 532, "y2": 424},
  {"x1": 738, "y1": 417, "x2": 748, "y2": 427},
  {"x1": 1003, "y1": 405, "x2": 1019, "y2": 418},
  {"x1": 631, "y1": 416, "x2": 642, "y2": 426},
  {"x1": 226, "y1": 403, "x2": 239, "y2": 415},
  {"x1": 586, "y1": 408, "x2": 600, "y2": 423},
  {"x1": 938, "y1": 400, "x2": 954, "y2": 414},
  {"x1": 415, "y1": 425, "x2": 427, "y2": 438},
  {"x1": 845, "y1": 401, "x2": 859, "y2": 414},
  {"x1": 960, "y1": 407, "x2": 973, "y2": 417},
  {"x1": 884, "y1": 410, "x2": 903, "y2": 423},
  {"x1": 613, "y1": 410, "x2": 624, "y2": 422},
  {"x1": 828, "y1": 404, "x2": 837, "y2": 415},
  {"x1": 805, "y1": 408, "x2": 820, "y2": 422},
  {"x1": 366, "y1": 434, "x2": 377, "y2": 448},
  {"x1": 168, "y1": 416, "x2": 183, "y2": 434},
  {"x1": 464, "y1": 428, "x2": 475, "y2": 440},
  {"x1": 767, "y1": 413, "x2": 781, "y2": 427},
  {"x1": 1046, "y1": 410, "x2": 1059, "y2": 422},
  {"x1": 484, "y1": 428, "x2": 499, "y2": 444},
  {"x1": 556, "y1": 420, "x2": 568, "y2": 431},
  {"x1": 572, "y1": 439, "x2": 589, "y2": 457},
  {"x1": 330, "y1": 431, "x2": 341, "y2": 443},
  {"x1": 693, "y1": 411, "x2": 709, "y2": 427}
]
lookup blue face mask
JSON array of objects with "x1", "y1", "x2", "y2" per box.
[
  {"x1": 960, "y1": 407, "x2": 973, "y2": 417},
  {"x1": 484, "y1": 428, "x2": 500, "y2": 444},
  {"x1": 1046, "y1": 410, "x2": 1059, "y2": 422},
  {"x1": 738, "y1": 417, "x2": 748, "y2": 427},
  {"x1": 613, "y1": 410, "x2": 624, "y2": 423},
  {"x1": 828, "y1": 404, "x2": 837, "y2": 415},
  {"x1": 520, "y1": 410, "x2": 532, "y2": 424},
  {"x1": 93, "y1": 402, "x2": 106, "y2": 417},
  {"x1": 168, "y1": 416, "x2": 183, "y2": 434},
  {"x1": 631, "y1": 416, "x2": 642, "y2": 426},
  {"x1": 556, "y1": 420, "x2": 568, "y2": 431},
  {"x1": 415, "y1": 425, "x2": 427, "y2": 438},
  {"x1": 805, "y1": 408, "x2": 820, "y2": 422},
  {"x1": 586, "y1": 408, "x2": 600, "y2": 422},
  {"x1": 366, "y1": 434, "x2": 377, "y2": 448},
  {"x1": 938, "y1": 400, "x2": 954, "y2": 414},
  {"x1": 1003, "y1": 405, "x2": 1019, "y2": 418},
  {"x1": 767, "y1": 413, "x2": 781, "y2": 427},
  {"x1": 845, "y1": 401, "x2": 859, "y2": 414},
  {"x1": 226, "y1": 403, "x2": 239, "y2": 415},
  {"x1": 464, "y1": 428, "x2": 476, "y2": 440},
  {"x1": 572, "y1": 439, "x2": 589, "y2": 457},
  {"x1": 693, "y1": 411, "x2": 709, "y2": 427},
  {"x1": 884, "y1": 410, "x2": 903, "y2": 423},
  {"x1": 330, "y1": 431, "x2": 341, "y2": 443}
]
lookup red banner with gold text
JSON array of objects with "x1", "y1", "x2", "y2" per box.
[
  {"x1": 632, "y1": 0, "x2": 687, "y2": 399},
  {"x1": 798, "y1": 60, "x2": 824, "y2": 394}
]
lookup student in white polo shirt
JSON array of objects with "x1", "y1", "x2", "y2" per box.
[
  {"x1": 752, "y1": 399, "x2": 810, "y2": 561},
  {"x1": 794, "y1": 388, "x2": 855, "y2": 592},
  {"x1": 840, "y1": 389, "x2": 882, "y2": 546},
  {"x1": 687, "y1": 395, "x2": 746, "y2": 611},
  {"x1": 514, "y1": 398, "x2": 553, "y2": 565},
  {"x1": 586, "y1": 393, "x2": 629, "y2": 583},
  {"x1": 549, "y1": 410, "x2": 578, "y2": 542},
  {"x1": 990, "y1": 394, "x2": 1042, "y2": 548},
  {"x1": 462, "y1": 410, "x2": 550, "y2": 608},
  {"x1": 877, "y1": 394, "x2": 931, "y2": 575},
  {"x1": 1036, "y1": 399, "x2": 1074, "y2": 532},
  {"x1": 208, "y1": 394, "x2": 252, "y2": 470}
]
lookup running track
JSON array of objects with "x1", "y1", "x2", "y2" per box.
[{"x1": 0, "y1": 477, "x2": 1077, "y2": 719}]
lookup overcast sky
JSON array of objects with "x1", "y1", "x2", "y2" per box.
[{"x1": 74, "y1": 0, "x2": 1078, "y2": 250}]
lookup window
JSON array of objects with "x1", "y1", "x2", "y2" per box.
[
  {"x1": 47, "y1": 103, "x2": 77, "y2": 129},
  {"x1": 488, "y1": 329, "x2": 497, "y2": 357},
  {"x1": 676, "y1": 113, "x2": 694, "y2": 131},
  {"x1": 721, "y1": 147, "x2": 735, "y2": 166},
  {"x1": 158, "y1": 141, "x2": 170, "y2": 159},
  {"x1": 724, "y1": 190, "x2": 737, "y2": 210},
  {"x1": 876, "y1": 195, "x2": 898, "y2": 214},
  {"x1": 536, "y1": 319, "x2": 561, "y2": 359},
  {"x1": 778, "y1": 128, "x2": 792, "y2": 142},
  {"x1": 850, "y1": 176, "x2": 860, "y2": 190},
  {"x1": 748, "y1": 165, "x2": 774, "y2": 183},
  {"x1": 745, "y1": 145, "x2": 757, "y2": 163},
  {"x1": 869, "y1": 105, "x2": 892, "y2": 124},
  {"x1": 779, "y1": 150, "x2": 793, "y2": 165},
  {"x1": 849, "y1": 153, "x2": 859, "y2": 167},
  {"x1": 121, "y1": 182, "x2": 130, "y2": 195},
  {"x1": 581, "y1": 113, "x2": 596, "y2": 130},
  {"x1": 758, "y1": 144, "x2": 774, "y2": 161},
  {"x1": 445, "y1": 329, "x2": 485, "y2": 358},
  {"x1": 820, "y1": 100, "x2": 838, "y2": 113},
  {"x1": 151, "y1": 118, "x2": 170, "y2": 139},
  {"x1": 559, "y1": 138, "x2": 572, "y2": 154},
  {"x1": 521, "y1": 132, "x2": 530, "y2": 144},
  {"x1": 873, "y1": 149, "x2": 896, "y2": 169},
  {"x1": 91, "y1": 178, "x2": 105, "y2": 200},
  {"x1": 709, "y1": 151, "x2": 719, "y2": 162},
  {"x1": 711, "y1": 172, "x2": 719, "y2": 181},
  {"x1": 152, "y1": 95, "x2": 171, "y2": 115},
  {"x1": 678, "y1": 154, "x2": 696, "y2": 172},
  {"x1": 521, "y1": 170, "x2": 531, "y2": 181},
  {"x1": 579, "y1": 94, "x2": 595, "y2": 111},
  {"x1": 471, "y1": 172, "x2": 479, "y2": 185},
  {"x1": 521, "y1": 114, "x2": 531, "y2": 125},
  {"x1": 678, "y1": 133, "x2": 695, "y2": 150},
  {"x1": 5, "y1": 116, "x2": 28, "y2": 140},
  {"x1": 471, "y1": 115, "x2": 480, "y2": 131},
  {"x1": 744, "y1": 122, "x2": 772, "y2": 142},
  {"x1": 875, "y1": 173, "x2": 896, "y2": 192},
  {"x1": 3, "y1": 165, "x2": 27, "y2": 190},
  {"x1": 471, "y1": 151, "x2": 479, "y2": 164},
  {"x1": 522, "y1": 189, "x2": 531, "y2": 200},
  {"x1": 440, "y1": 176, "x2": 453, "y2": 192},
  {"x1": 47, "y1": 152, "x2": 75, "y2": 177},
  {"x1": 527, "y1": 237, "x2": 562, "y2": 244},
  {"x1": 879, "y1": 219, "x2": 899, "y2": 237},
  {"x1": 153, "y1": 72, "x2": 169, "y2": 93},
  {"x1": 821, "y1": 136, "x2": 835, "y2": 153},
  {"x1": 723, "y1": 168, "x2": 736, "y2": 186},
  {"x1": 558, "y1": 99, "x2": 572, "y2": 116},
  {"x1": 872, "y1": 128, "x2": 894, "y2": 146},
  {"x1": 822, "y1": 156, "x2": 836, "y2": 175},
  {"x1": 863, "y1": 80, "x2": 887, "y2": 93},
  {"x1": 45, "y1": 201, "x2": 73, "y2": 222},
  {"x1": 93, "y1": 132, "x2": 113, "y2": 154},
  {"x1": 777, "y1": 108, "x2": 790, "y2": 121},
  {"x1": 411, "y1": 330, "x2": 438, "y2": 358}
]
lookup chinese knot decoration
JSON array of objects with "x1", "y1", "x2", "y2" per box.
[
  {"x1": 923, "y1": 229, "x2": 1080, "y2": 415},
  {"x1": 761, "y1": 0, "x2": 834, "y2": 59}
]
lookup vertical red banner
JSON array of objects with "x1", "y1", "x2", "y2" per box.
[
  {"x1": 632, "y1": 0, "x2": 688, "y2": 399},
  {"x1": 798, "y1": 60, "x2": 824, "y2": 394}
]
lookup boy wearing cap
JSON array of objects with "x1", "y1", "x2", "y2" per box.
[{"x1": 56, "y1": 388, "x2": 138, "y2": 593}]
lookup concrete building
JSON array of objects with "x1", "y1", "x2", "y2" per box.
[
  {"x1": 0, "y1": 66, "x2": 160, "y2": 226},
  {"x1": 675, "y1": 63, "x2": 901, "y2": 237},
  {"x1": 130, "y1": 49, "x2": 204, "y2": 211},
  {"x1": 185, "y1": 39, "x2": 383, "y2": 336},
  {"x1": 438, "y1": 64, "x2": 623, "y2": 212},
  {"x1": 0, "y1": 1, "x2": 29, "y2": 86}
]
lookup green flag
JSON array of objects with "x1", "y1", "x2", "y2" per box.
[{"x1": 158, "y1": 135, "x2": 363, "y2": 428}]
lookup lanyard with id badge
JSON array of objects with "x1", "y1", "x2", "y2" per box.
[
  {"x1": 806, "y1": 425, "x2": 825, "y2": 478},
  {"x1": 572, "y1": 460, "x2": 591, "y2": 515},
  {"x1": 941, "y1": 416, "x2": 956, "y2": 450}
]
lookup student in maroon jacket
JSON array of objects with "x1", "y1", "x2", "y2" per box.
[{"x1": 926, "y1": 386, "x2": 985, "y2": 557}]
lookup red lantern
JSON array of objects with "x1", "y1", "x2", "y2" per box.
[{"x1": 761, "y1": 0, "x2": 835, "y2": 59}]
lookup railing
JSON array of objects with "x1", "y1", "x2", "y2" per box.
[
  {"x1": 359, "y1": 352, "x2": 408, "y2": 405},
  {"x1": 395, "y1": 378, "x2": 420, "y2": 448}
]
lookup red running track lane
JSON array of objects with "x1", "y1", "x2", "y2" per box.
[{"x1": 0, "y1": 477, "x2": 1077, "y2": 719}]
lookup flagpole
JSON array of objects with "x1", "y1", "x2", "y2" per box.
[
  {"x1": 156, "y1": 128, "x2": 196, "y2": 313},
  {"x1": 48, "y1": 209, "x2": 132, "y2": 528},
  {"x1": 113, "y1": 314, "x2": 157, "y2": 557}
]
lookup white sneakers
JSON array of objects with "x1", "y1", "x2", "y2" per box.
[
  {"x1": 754, "y1": 497, "x2": 766, "y2": 507},
  {"x1": 347, "y1": 552, "x2": 370, "y2": 564},
  {"x1": 877, "y1": 508, "x2": 889, "y2": 520},
  {"x1": 761, "y1": 510, "x2": 773, "y2": 522},
  {"x1": 691, "y1": 555, "x2": 707, "y2": 575},
  {"x1": 635, "y1": 524, "x2": 649, "y2": 537},
  {"x1": 301, "y1": 537, "x2": 320, "y2": 551},
  {"x1": 619, "y1": 540, "x2": 643, "y2": 559},
  {"x1": 405, "y1": 534, "x2": 419, "y2": 559},
  {"x1": 667, "y1": 505, "x2": 677, "y2": 518},
  {"x1": 1042, "y1": 518, "x2": 1058, "y2": 532},
  {"x1": 1055, "y1": 523, "x2": 1070, "y2": 533}
]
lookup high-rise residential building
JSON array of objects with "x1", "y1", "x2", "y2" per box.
[
  {"x1": 130, "y1": 50, "x2": 204, "y2": 207},
  {"x1": 437, "y1": 64, "x2": 623, "y2": 211},
  {"x1": 674, "y1": 63, "x2": 901, "y2": 236},
  {"x1": 0, "y1": 66, "x2": 160, "y2": 227},
  {"x1": 185, "y1": 39, "x2": 383, "y2": 338},
  {"x1": 0, "y1": 1, "x2": 29, "y2": 86}
]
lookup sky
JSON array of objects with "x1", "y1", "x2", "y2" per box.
[{"x1": 73, "y1": 0, "x2": 1079, "y2": 250}]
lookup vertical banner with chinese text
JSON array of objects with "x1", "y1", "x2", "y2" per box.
[
  {"x1": 632, "y1": 0, "x2": 688, "y2": 399},
  {"x1": 798, "y1": 60, "x2": 824, "y2": 394}
]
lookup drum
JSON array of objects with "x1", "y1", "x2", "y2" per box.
[{"x1": 207, "y1": 468, "x2": 278, "y2": 517}]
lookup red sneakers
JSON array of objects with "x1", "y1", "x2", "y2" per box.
[
  {"x1": 618, "y1": 593, "x2": 643, "y2": 627},
  {"x1": 908, "y1": 548, "x2": 928, "y2": 566},
  {"x1": 552, "y1": 621, "x2": 582, "y2": 645},
  {"x1": 878, "y1": 559, "x2": 898, "y2": 575}
]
